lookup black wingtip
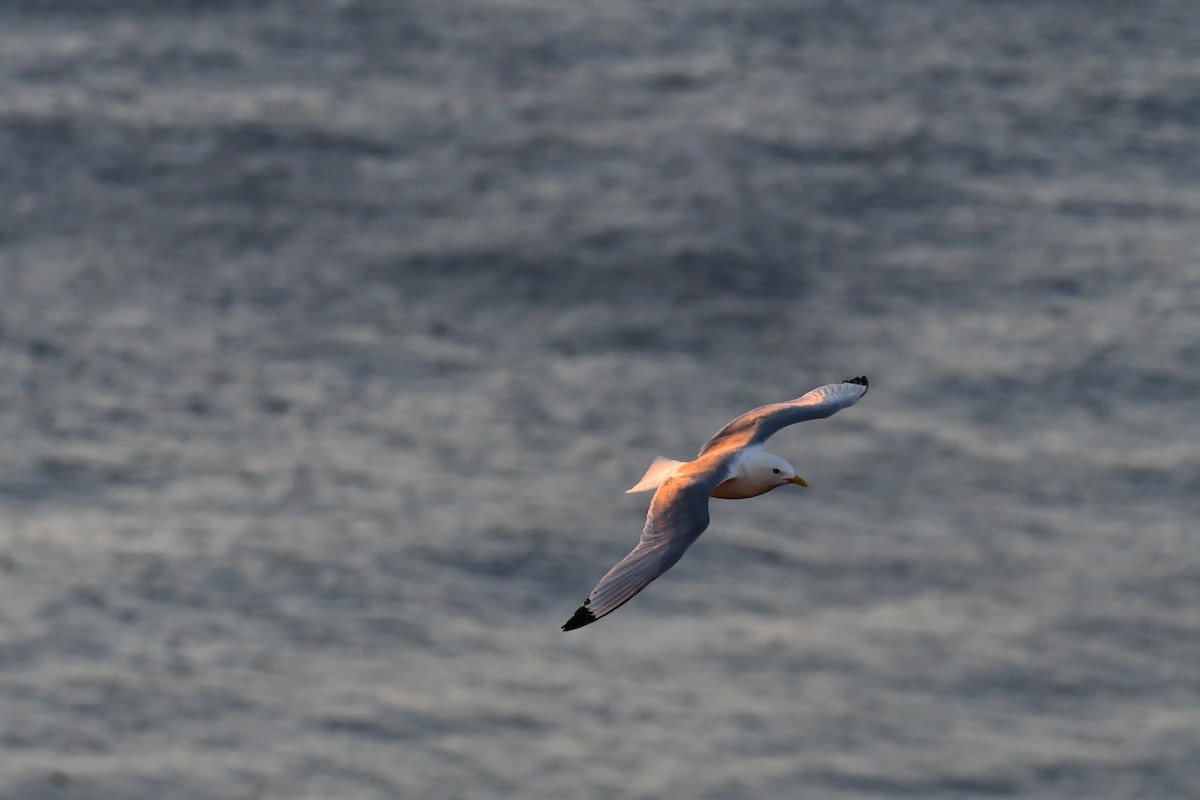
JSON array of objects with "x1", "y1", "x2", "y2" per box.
[
  {"x1": 562, "y1": 601, "x2": 598, "y2": 631},
  {"x1": 844, "y1": 375, "x2": 868, "y2": 395}
]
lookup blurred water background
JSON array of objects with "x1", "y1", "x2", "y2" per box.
[{"x1": 0, "y1": 2, "x2": 1198, "y2": 798}]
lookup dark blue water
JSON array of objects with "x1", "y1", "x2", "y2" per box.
[{"x1": 0, "y1": 2, "x2": 1197, "y2": 798}]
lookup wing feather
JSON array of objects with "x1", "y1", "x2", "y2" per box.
[
  {"x1": 698, "y1": 376, "x2": 868, "y2": 455},
  {"x1": 562, "y1": 467, "x2": 728, "y2": 631}
]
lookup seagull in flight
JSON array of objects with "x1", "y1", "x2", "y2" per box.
[{"x1": 562, "y1": 376, "x2": 868, "y2": 631}]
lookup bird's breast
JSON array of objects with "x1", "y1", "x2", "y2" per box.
[{"x1": 710, "y1": 476, "x2": 775, "y2": 500}]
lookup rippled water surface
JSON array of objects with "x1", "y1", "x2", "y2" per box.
[{"x1": 0, "y1": 2, "x2": 1198, "y2": 798}]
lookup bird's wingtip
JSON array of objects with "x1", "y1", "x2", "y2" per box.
[
  {"x1": 844, "y1": 375, "x2": 868, "y2": 395},
  {"x1": 561, "y1": 600, "x2": 598, "y2": 631}
]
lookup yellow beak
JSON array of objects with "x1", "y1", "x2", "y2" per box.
[{"x1": 789, "y1": 476, "x2": 808, "y2": 487}]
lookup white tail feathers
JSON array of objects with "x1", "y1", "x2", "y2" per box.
[{"x1": 626, "y1": 456, "x2": 688, "y2": 493}]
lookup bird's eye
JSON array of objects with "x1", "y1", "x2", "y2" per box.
[{"x1": 772, "y1": 468, "x2": 781, "y2": 474}]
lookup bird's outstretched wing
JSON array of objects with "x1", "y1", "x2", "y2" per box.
[
  {"x1": 698, "y1": 376, "x2": 868, "y2": 456},
  {"x1": 562, "y1": 468, "x2": 728, "y2": 631}
]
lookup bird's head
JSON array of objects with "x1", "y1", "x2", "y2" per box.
[{"x1": 753, "y1": 452, "x2": 808, "y2": 490}]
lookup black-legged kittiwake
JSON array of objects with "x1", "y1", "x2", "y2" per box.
[{"x1": 562, "y1": 376, "x2": 868, "y2": 631}]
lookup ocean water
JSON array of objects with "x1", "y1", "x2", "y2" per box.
[{"x1": 0, "y1": 2, "x2": 1197, "y2": 798}]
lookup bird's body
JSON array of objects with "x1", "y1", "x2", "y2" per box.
[{"x1": 562, "y1": 376, "x2": 868, "y2": 631}]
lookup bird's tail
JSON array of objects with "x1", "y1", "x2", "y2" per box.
[{"x1": 626, "y1": 456, "x2": 688, "y2": 493}]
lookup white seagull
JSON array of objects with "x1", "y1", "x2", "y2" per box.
[{"x1": 562, "y1": 376, "x2": 868, "y2": 630}]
